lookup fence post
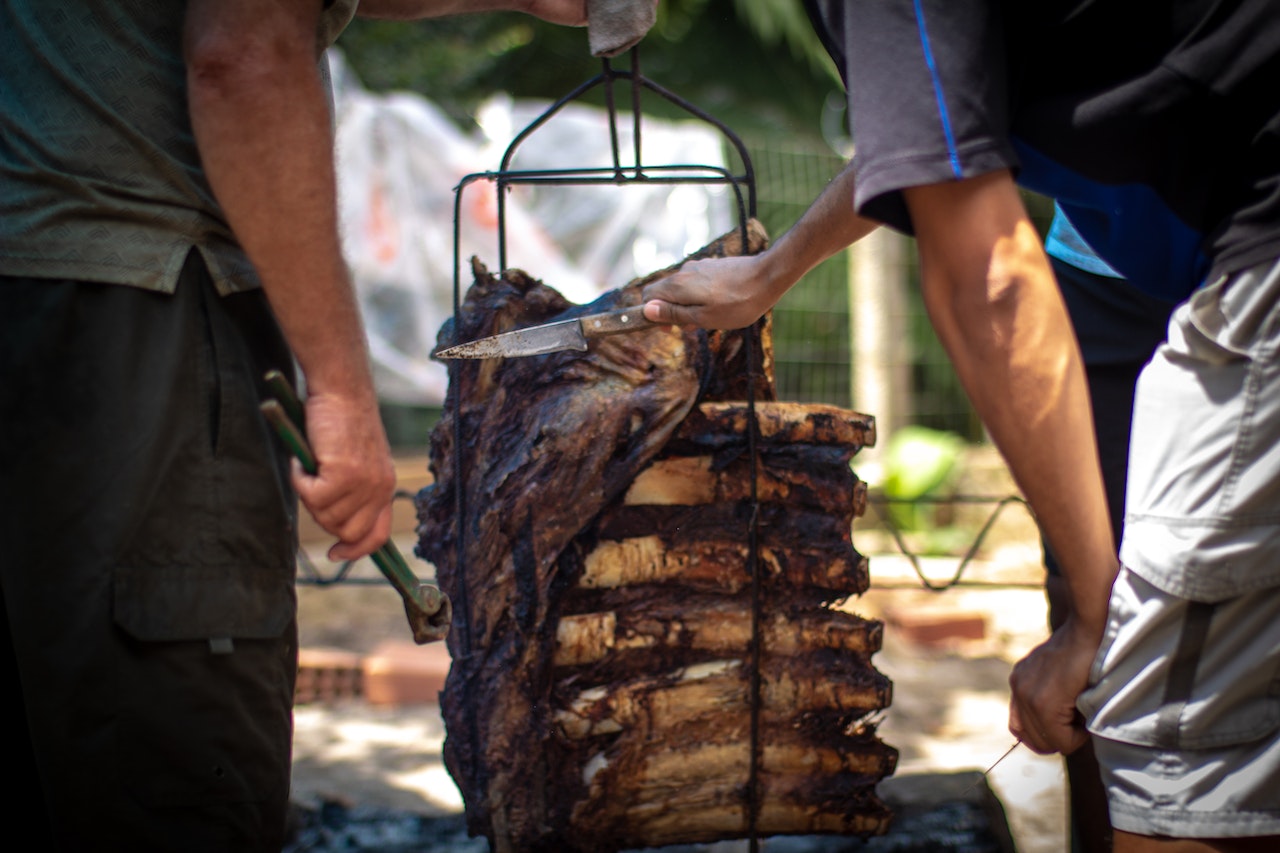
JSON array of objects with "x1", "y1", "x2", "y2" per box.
[{"x1": 849, "y1": 227, "x2": 910, "y2": 460}]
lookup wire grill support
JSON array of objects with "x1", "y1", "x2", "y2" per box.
[{"x1": 445, "y1": 47, "x2": 766, "y2": 848}]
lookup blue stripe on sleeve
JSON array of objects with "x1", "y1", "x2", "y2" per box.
[{"x1": 913, "y1": 0, "x2": 961, "y2": 178}]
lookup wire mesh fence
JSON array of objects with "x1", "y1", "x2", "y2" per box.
[
  {"x1": 747, "y1": 135, "x2": 853, "y2": 406},
  {"x1": 742, "y1": 133, "x2": 1045, "y2": 591},
  {"x1": 744, "y1": 133, "x2": 979, "y2": 439}
]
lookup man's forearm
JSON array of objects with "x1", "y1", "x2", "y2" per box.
[
  {"x1": 642, "y1": 160, "x2": 877, "y2": 328},
  {"x1": 185, "y1": 0, "x2": 396, "y2": 559},
  {"x1": 759, "y1": 160, "x2": 878, "y2": 300},
  {"x1": 357, "y1": 0, "x2": 587, "y2": 25},
  {"x1": 185, "y1": 0, "x2": 372, "y2": 399},
  {"x1": 905, "y1": 172, "x2": 1117, "y2": 633}
]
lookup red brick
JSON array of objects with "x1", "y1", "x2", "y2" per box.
[
  {"x1": 296, "y1": 647, "x2": 364, "y2": 704},
  {"x1": 361, "y1": 640, "x2": 452, "y2": 706},
  {"x1": 887, "y1": 609, "x2": 987, "y2": 647}
]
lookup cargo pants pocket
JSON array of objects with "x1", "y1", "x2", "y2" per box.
[
  {"x1": 105, "y1": 253, "x2": 301, "y2": 814},
  {"x1": 1080, "y1": 567, "x2": 1280, "y2": 752},
  {"x1": 112, "y1": 565, "x2": 297, "y2": 809}
]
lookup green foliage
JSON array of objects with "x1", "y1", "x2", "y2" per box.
[
  {"x1": 335, "y1": 1, "x2": 841, "y2": 138},
  {"x1": 881, "y1": 425, "x2": 965, "y2": 531},
  {"x1": 883, "y1": 426, "x2": 964, "y2": 502},
  {"x1": 730, "y1": 0, "x2": 840, "y2": 83}
]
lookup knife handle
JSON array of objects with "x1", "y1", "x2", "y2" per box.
[{"x1": 583, "y1": 305, "x2": 651, "y2": 337}]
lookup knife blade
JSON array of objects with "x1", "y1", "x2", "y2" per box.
[{"x1": 435, "y1": 304, "x2": 653, "y2": 359}]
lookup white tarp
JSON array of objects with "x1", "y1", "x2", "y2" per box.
[{"x1": 330, "y1": 51, "x2": 734, "y2": 405}]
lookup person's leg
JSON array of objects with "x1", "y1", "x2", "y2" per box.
[
  {"x1": 1082, "y1": 257, "x2": 1280, "y2": 847},
  {"x1": 1114, "y1": 831, "x2": 1280, "y2": 852},
  {"x1": 1047, "y1": 571, "x2": 1112, "y2": 852},
  {"x1": 0, "y1": 257, "x2": 299, "y2": 850},
  {"x1": 1045, "y1": 256, "x2": 1176, "y2": 852},
  {"x1": 1081, "y1": 571, "x2": 1280, "y2": 847},
  {"x1": 0, "y1": 582, "x2": 57, "y2": 850}
]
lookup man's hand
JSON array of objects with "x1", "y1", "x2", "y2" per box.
[
  {"x1": 641, "y1": 254, "x2": 778, "y2": 330},
  {"x1": 292, "y1": 390, "x2": 397, "y2": 563},
  {"x1": 642, "y1": 162, "x2": 876, "y2": 329},
  {"x1": 1009, "y1": 616, "x2": 1101, "y2": 755}
]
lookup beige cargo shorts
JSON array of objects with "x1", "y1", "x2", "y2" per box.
[{"x1": 1078, "y1": 255, "x2": 1280, "y2": 838}]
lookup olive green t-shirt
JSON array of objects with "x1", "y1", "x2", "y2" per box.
[{"x1": 0, "y1": 0, "x2": 357, "y2": 295}]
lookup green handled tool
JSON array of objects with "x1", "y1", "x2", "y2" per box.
[{"x1": 261, "y1": 370, "x2": 450, "y2": 644}]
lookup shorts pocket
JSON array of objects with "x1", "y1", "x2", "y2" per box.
[
  {"x1": 112, "y1": 564, "x2": 296, "y2": 807},
  {"x1": 1164, "y1": 606, "x2": 1280, "y2": 750},
  {"x1": 1082, "y1": 568, "x2": 1280, "y2": 751},
  {"x1": 114, "y1": 564, "x2": 294, "y2": 642}
]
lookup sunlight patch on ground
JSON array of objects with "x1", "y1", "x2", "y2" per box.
[
  {"x1": 987, "y1": 748, "x2": 1068, "y2": 853},
  {"x1": 294, "y1": 707, "x2": 446, "y2": 762},
  {"x1": 899, "y1": 689, "x2": 1014, "y2": 772},
  {"x1": 387, "y1": 764, "x2": 464, "y2": 812}
]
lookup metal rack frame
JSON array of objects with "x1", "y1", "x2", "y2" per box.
[{"x1": 443, "y1": 48, "x2": 771, "y2": 850}]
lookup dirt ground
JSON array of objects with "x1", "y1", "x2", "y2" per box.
[{"x1": 291, "y1": 446, "x2": 1070, "y2": 851}]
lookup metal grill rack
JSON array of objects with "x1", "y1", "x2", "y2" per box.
[
  {"x1": 443, "y1": 48, "x2": 774, "y2": 851},
  {"x1": 451, "y1": 50, "x2": 756, "y2": 278}
]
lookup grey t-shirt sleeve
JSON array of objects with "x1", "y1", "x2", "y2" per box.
[{"x1": 837, "y1": 0, "x2": 1020, "y2": 233}]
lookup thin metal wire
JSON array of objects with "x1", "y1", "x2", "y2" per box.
[
  {"x1": 745, "y1": 317, "x2": 764, "y2": 852},
  {"x1": 865, "y1": 494, "x2": 1037, "y2": 591},
  {"x1": 629, "y1": 52, "x2": 643, "y2": 174},
  {"x1": 962, "y1": 739, "x2": 1022, "y2": 796},
  {"x1": 491, "y1": 62, "x2": 757, "y2": 271}
]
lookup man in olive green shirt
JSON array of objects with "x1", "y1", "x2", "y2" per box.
[{"x1": 0, "y1": 1, "x2": 589, "y2": 848}]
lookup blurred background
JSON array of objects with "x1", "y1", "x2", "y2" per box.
[
  {"x1": 293, "y1": 11, "x2": 1069, "y2": 850},
  {"x1": 332, "y1": 0, "x2": 1055, "y2": 458}
]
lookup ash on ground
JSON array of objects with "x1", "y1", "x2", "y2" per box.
[{"x1": 284, "y1": 772, "x2": 1014, "y2": 853}]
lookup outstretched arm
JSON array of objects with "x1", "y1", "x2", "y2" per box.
[
  {"x1": 185, "y1": 0, "x2": 395, "y2": 562},
  {"x1": 356, "y1": 0, "x2": 589, "y2": 25},
  {"x1": 903, "y1": 170, "x2": 1118, "y2": 756},
  {"x1": 642, "y1": 161, "x2": 878, "y2": 329}
]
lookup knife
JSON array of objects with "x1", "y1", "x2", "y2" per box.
[{"x1": 435, "y1": 304, "x2": 653, "y2": 360}]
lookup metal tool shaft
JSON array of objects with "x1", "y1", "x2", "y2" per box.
[{"x1": 261, "y1": 373, "x2": 450, "y2": 644}]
